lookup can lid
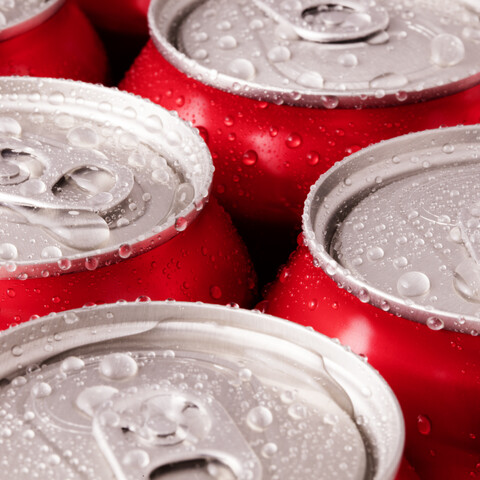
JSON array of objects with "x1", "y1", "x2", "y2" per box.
[
  {"x1": 303, "y1": 124, "x2": 480, "y2": 334},
  {"x1": 0, "y1": 77, "x2": 213, "y2": 279},
  {"x1": 150, "y1": 0, "x2": 480, "y2": 108},
  {"x1": 0, "y1": 0, "x2": 65, "y2": 41},
  {"x1": 0, "y1": 301, "x2": 404, "y2": 479}
]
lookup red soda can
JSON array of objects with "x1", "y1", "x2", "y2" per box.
[
  {"x1": 121, "y1": 0, "x2": 480, "y2": 279},
  {"x1": 0, "y1": 0, "x2": 109, "y2": 84},
  {"x1": 0, "y1": 76, "x2": 256, "y2": 327},
  {"x1": 0, "y1": 300, "x2": 408, "y2": 479},
  {"x1": 262, "y1": 125, "x2": 480, "y2": 478}
]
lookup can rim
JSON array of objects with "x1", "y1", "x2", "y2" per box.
[
  {"x1": 0, "y1": 0, "x2": 65, "y2": 41},
  {"x1": 303, "y1": 123, "x2": 480, "y2": 334},
  {"x1": 148, "y1": 0, "x2": 480, "y2": 109},
  {"x1": 0, "y1": 76, "x2": 214, "y2": 279},
  {"x1": 0, "y1": 301, "x2": 405, "y2": 479}
]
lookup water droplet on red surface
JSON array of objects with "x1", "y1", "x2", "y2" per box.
[
  {"x1": 242, "y1": 150, "x2": 258, "y2": 166},
  {"x1": 417, "y1": 414, "x2": 431, "y2": 435},
  {"x1": 286, "y1": 133, "x2": 302, "y2": 148},
  {"x1": 210, "y1": 285, "x2": 222, "y2": 299}
]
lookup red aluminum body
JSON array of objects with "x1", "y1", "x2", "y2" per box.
[
  {"x1": 262, "y1": 243, "x2": 480, "y2": 478},
  {"x1": 75, "y1": 0, "x2": 150, "y2": 35},
  {"x1": 0, "y1": 196, "x2": 256, "y2": 327},
  {"x1": 0, "y1": 0, "x2": 108, "y2": 84},
  {"x1": 121, "y1": 44, "x2": 480, "y2": 237}
]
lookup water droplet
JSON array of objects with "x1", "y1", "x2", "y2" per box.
[
  {"x1": 242, "y1": 150, "x2": 258, "y2": 166},
  {"x1": 123, "y1": 449, "x2": 150, "y2": 468},
  {"x1": 218, "y1": 35, "x2": 237, "y2": 49},
  {"x1": 397, "y1": 271, "x2": 430, "y2": 297},
  {"x1": 99, "y1": 353, "x2": 138, "y2": 380},
  {"x1": 358, "y1": 289, "x2": 370, "y2": 303},
  {"x1": 267, "y1": 46, "x2": 291, "y2": 63},
  {"x1": 367, "y1": 30, "x2": 390, "y2": 45},
  {"x1": 370, "y1": 73, "x2": 408, "y2": 89},
  {"x1": 442, "y1": 143, "x2": 455, "y2": 154},
  {"x1": 85, "y1": 257, "x2": 99, "y2": 271},
  {"x1": 246, "y1": 406, "x2": 273, "y2": 431},
  {"x1": 0, "y1": 117, "x2": 21, "y2": 135},
  {"x1": 0, "y1": 243, "x2": 17, "y2": 260},
  {"x1": 417, "y1": 414, "x2": 431, "y2": 435},
  {"x1": 118, "y1": 244, "x2": 132, "y2": 259},
  {"x1": 296, "y1": 71, "x2": 324, "y2": 89},
  {"x1": 48, "y1": 92, "x2": 65, "y2": 105},
  {"x1": 286, "y1": 133, "x2": 302, "y2": 148},
  {"x1": 58, "y1": 258, "x2": 72, "y2": 271},
  {"x1": 431, "y1": 34, "x2": 465, "y2": 67},
  {"x1": 210, "y1": 285, "x2": 222, "y2": 300},
  {"x1": 393, "y1": 256, "x2": 408, "y2": 269},
  {"x1": 76, "y1": 385, "x2": 119, "y2": 417},
  {"x1": 67, "y1": 127, "x2": 98, "y2": 147},
  {"x1": 323, "y1": 412, "x2": 338, "y2": 425},
  {"x1": 41, "y1": 246, "x2": 62, "y2": 259},
  {"x1": 426, "y1": 317, "x2": 444, "y2": 331},
  {"x1": 63, "y1": 311, "x2": 79, "y2": 324},
  {"x1": 454, "y1": 259, "x2": 480, "y2": 302},
  {"x1": 61, "y1": 356, "x2": 85, "y2": 373},
  {"x1": 367, "y1": 246, "x2": 384, "y2": 261},
  {"x1": 11, "y1": 345, "x2": 23, "y2": 356},
  {"x1": 338, "y1": 53, "x2": 358, "y2": 67},
  {"x1": 32, "y1": 382, "x2": 52, "y2": 398},
  {"x1": 288, "y1": 403, "x2": 308, "y2": 420},
  {"x1": 238, "y1": 368, "x2": 252, "y2": 382},
  {"x1": 320, "y1": 95, "x2": 339, "y2": 109},
  {"x1": 228, "y1": 59, "x2": 256, "y2": 81},
  {"x1": 261, "y1": 443, "x2": 278, "y2": 458},
  {"x1": 175, "y1": 217, "x2": 188, "y2": 232}
]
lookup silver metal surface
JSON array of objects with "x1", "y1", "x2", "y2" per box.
[
  {"x1": 0, "y1": 76, "x2": 213, "y2": 278},
  {"x1": 303, "y1": 124, "x2": 480, "y2": 334},
  {"x1": 149, "y1": 0, "x2": 480, "y2": 107},
  {"x1": 0, "y1": 302, "x2": 404, "y2": 479},
  {"x1": 0, "y1": 0, "x2": 65, "y2": 41}
]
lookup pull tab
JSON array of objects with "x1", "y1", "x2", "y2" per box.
[
  {"x1": 0, "y1": 134, "x2": 134, "y2": 213},
  {"x1": 253, "y1": 0, "x2": 389, "y2": 43},
  {"x1": 93, "y1": 388, "x2": 262, "y2": 480}
]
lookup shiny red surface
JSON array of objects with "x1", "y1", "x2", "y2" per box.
[
  {"x1": 0, "y1": 198, "x2": 257, "y2": 327},
  {"x1": 121, "y1": 41, "x2": 480, "y2": 232},
  {"x1": 0, "y1": 1, "x2": 109, "y2": 84},
  {"x1": 75, "y1": 0, "x2": 150, "y2": 35},
  {"x1": 262, "y1": 242, "x2": 480, "y2": 479}
]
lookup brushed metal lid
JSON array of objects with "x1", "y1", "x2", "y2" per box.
[
  {"x1": 0, "y1": 301, "x2": 404, "y2": 479},
  {"x1": 0, "y1": 76, "x2": 213, "y2": 279},
  {"x1": 149, "y1": 0, "x2": 480, "y2": 107},
  {"x1": 304, "y1": 124, "x2": 480, "y2": 334},
  {"x1": 0, "y1": 0, "x2": 64, "y2": 41}
]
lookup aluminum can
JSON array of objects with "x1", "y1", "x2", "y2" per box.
[
  {"x1": 0, "y1": 76, "x2": 256, "y2": 327},
  {"x1": 262, "y1": 124, "x2": 480, "y2": 478},
  {"x1": 0, "y1": 300, "x2": 408, "y2": 479},
  {"x1": 0, "y1": 0, "x2": 109, "y2": 84},
  {"x1": 121, "y1": 0, "x2": 480, "y2": 280}
]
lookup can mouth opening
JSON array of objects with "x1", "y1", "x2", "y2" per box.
[
  {"x1": 0, "y1": 0, "x2": 65, "y2": 41},
  {"x1": 149, "y1": 0, "x2": 480, "y2": 108},
  {"x1": 0, "y1": 77, "x2": 214, "y2": 279},
  {"x1": 303, "y1": 124, "x2": 480, "y2": 334},
  {"x1": 0, "y1": 301, "x2": 405, "y2": 479}
]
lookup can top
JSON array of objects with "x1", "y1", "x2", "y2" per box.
[
  {"x1": 0, "y1": 301, "x2": 404, "y2": 479},
  {"x1": 0, "y1": 0, "x2": 65, "y2": 41},
  {"x1": 0, "y1": 77, "x2": 213, "y2": 279},
  {"x1": 150, "y1": 0, "x2": 480, "y2": 108},
  {"x1": 304, "y1": 124, "x2": 480, "y2": 334}
]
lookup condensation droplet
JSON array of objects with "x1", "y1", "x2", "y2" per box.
[
  {"x1": 41, "y1": 246, "x2": 62, "y2": 259},
  {"x1": 338, "y1": 53, "x2": 358, "y2": 67},
  {"x1": 426, "y1": 317, "x2": 444, "y2": 331},
  {"x1": 267, "y1": 46, "x2": 291, "y2": 63},
  {"x1": 61, "y1": 356, "x2": 85, "y2": 373},
  {"x1": 32, "y1": 382, "x2": 52, "y2": 398},
  {"x1": 397, "y1": 271, "x2": 430, "y2": 297},
  {"x1": 228, "y1": 59, "x2": 256, "y2": 81},
  {"x1": 431, "y1": 34, "x2": 465, "y2": 67},
  {"x1": 0, "y1": 243, "x2": 17, "y2": 260},
  {"x1": 99, "y1": 353, "x2": 138, "y2": 380},
  {"x1": 369, "y1": 73, "x2": 408, "y2": 89},
  {"x1": 367, "y1": 246, "x2": 384, "y2": 261},
  {"x1": 296, "y1": 72, "x2": 324, "y2": 89},
  {"x1": 246, "y1": 406, "x2": 273, "y2": 431},
  {"x1": 67, "y1": 127, "x2": 98, "y2": 147}
]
